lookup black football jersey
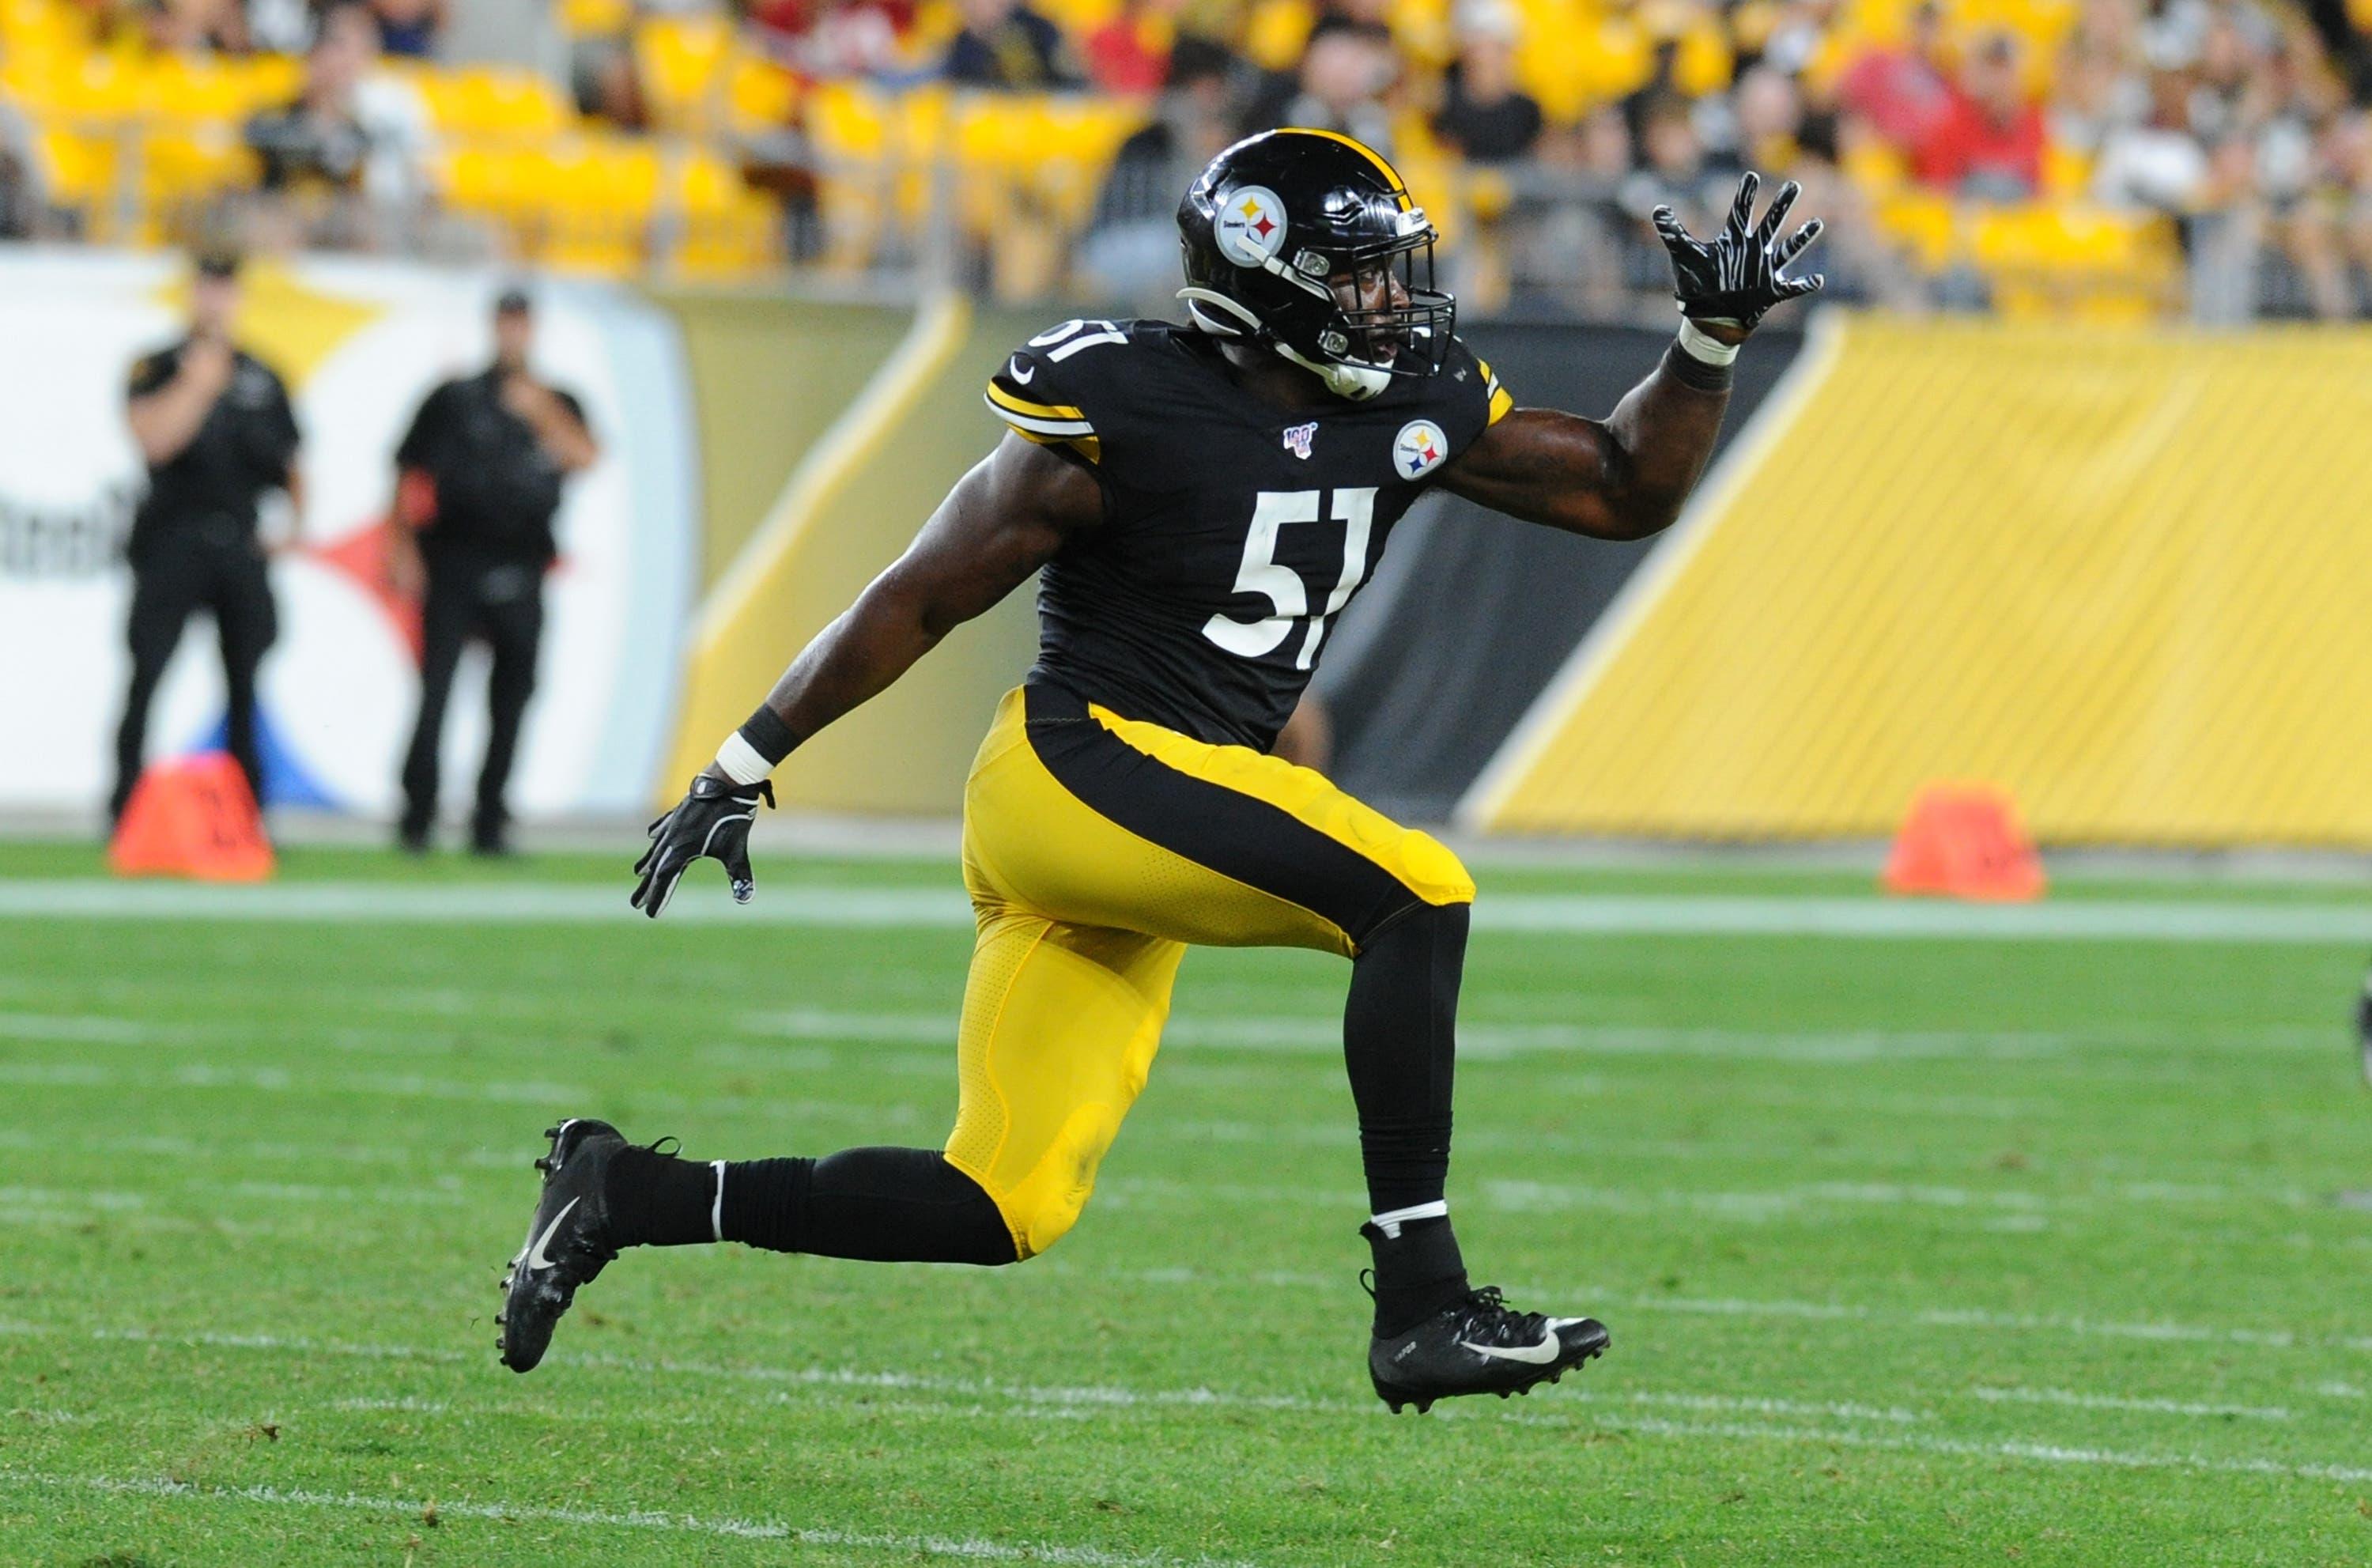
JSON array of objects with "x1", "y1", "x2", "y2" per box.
[{"x1": 984, "y1": 319, "x2": 1512, "y2": 752}]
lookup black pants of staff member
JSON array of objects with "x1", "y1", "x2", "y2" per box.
[
  {"x1": 111, "y1": 532, "x2": 278, "y2": 823},
  {"x1": 400, "y1": 558, "x2": 544, "y2": 844}
]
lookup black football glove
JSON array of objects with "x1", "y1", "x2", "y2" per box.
[
  {"x1": 629, "y1": 773, "x2": 774, "y2": 919},
  {"x1": 1650, "y1": 172, "x2": 1825, "y2": 332}
]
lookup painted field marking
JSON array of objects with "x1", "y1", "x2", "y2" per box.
[
  {"x1": 2, "y1": 1318, "x2": 2350, "y2": 1451},
  {"x1": 1970, "y1": 1387, "x2": 2290, "y2": 1421},
  {"x1": 8, "y1": 1323, "x2": 2362, "y2": 1498},
  {"x1": 0, "y1": 1470, "x2": 1258, "y2": 1568},
  {"x1": 1488, "y1": 1408, "x2": 2372, "y2": 1487},
  {"x1": 1047, "y1": 1267, "x2": 2344, "y2": 1361},
  {"x1": 10, "y1": 879, "x2": 2372, "y2": 944}
]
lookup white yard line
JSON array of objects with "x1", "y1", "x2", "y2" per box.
[
  {"x1": 1970, "y1": 1387, "x2": 2290, "y2": 1421},
  {"x1": 1481, "y1": 1409, "x2": 2372, "y2": 1486},
  {"x1": 737, "y1": 1008, "x2": 2106, "y2": 1065},
  {"x1": 0, "y1": 1470, "x2": 1258, "y2": 1567},
  {"x1": 9, "y1": 879, "x2": 2372, "y2": 944},
  {"x1": 7, "y1": 1325, "x2": 2358, "y2": 1500},
  {"x1": 0, "y1": 1319, "x2": 2341, "y2": 1444}
]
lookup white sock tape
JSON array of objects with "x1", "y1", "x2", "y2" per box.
[
  {"x1": 1369, "y1": 1200, "x2": 1449, "y2": 1239},
  {"x1": 711, "y1": 1159, "x2": 727, "y2": 1242},
  {"x1": 714, "y1": 732, "x2": 773, "y2": 787},
  {"x1": 1676, "y1": 317, "x2": 1742, "y2": 367}
]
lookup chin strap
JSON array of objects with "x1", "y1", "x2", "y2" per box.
[
  {"x1": 1275, "y1": 342, "x2": 1391, "y2": 401},
  {"x1": 1178, "y1": 286, "x2": 1392, "y2": 402}
]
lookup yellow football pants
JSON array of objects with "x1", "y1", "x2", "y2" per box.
[{"x1": 946, "y1": 682, "x2": 1475, "y2": 1260}]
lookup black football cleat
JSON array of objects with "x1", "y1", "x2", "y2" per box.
[
  {"x1": 497, "y1": 1117, "x2": 628, "y2": 1373},
  {"x1": 1368, "y1": 1285, "x2": 1610, "y2": 1414}
]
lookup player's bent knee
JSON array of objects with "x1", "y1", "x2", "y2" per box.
[{"x1": 1399, "y1": 829, "x2": 1476, "y2": 910}]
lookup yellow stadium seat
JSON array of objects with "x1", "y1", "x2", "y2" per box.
[
  {"x1": 1244, "y1": 0, "x2": 1315, "y2": 71},
  {"x1": 1874, "y1": 188, "x2": 1958, "y2": 271},
  {"x1": 142, "y1": 121, "x2": 259, "y2": 210},
  {"x1": 538, "y1": 136, "x2": 662, "y2": 273},
  {"x1": 1037, "y1": 0, "x2": 1123, "y2": 40},
  {"x1": 635, "y1": 13, "x2": 732, "y2": 133},
  {"x1": 727, "y1": 55, "x2": 800, "y2": 134},
  {"x1": 672, "y1": 149, "x2": 783, "y2": 281},
  {"x1": 557, "y1": 0, "x2": 633, "y2": 36},
  {"x1": 1028, "y1": 95, "x2": 1141, "y2": 227},
  {"x1": 399, "y1": 65, "x2": 572, "y2": 138},
  {"x1": 35, "y1": 120, "x2": 119, "y2": 209},
  {"x1": 1513, "y1": 0, "x2": 1606, "y2": 122}
]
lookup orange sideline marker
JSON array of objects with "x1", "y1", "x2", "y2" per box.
[
  {"x1": 1881, "y1": 783, "x2": 2044, "y2": 902},
  {"x1": 108, "y1": 753, "x2": 274, "y2": 882}
]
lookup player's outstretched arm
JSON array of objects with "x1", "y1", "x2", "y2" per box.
[
  {"x1": 1437, "y1": 172, "x2": 1821, "y2": 542},
  {"x1": 631, "y1": 433, "x2": 1101, "y2": 916}
]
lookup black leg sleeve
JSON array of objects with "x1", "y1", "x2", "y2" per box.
[
  {"x1": 1343, "y1": 901, "x2": 1467, "y2": 1217},
  {"x1": 721, "y1": 1148, "x2": 1016, "y2": 1265}
]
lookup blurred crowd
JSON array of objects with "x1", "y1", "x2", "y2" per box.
[{"x1": 5, "y1": 0, "x2": 2372, "y2": 319}]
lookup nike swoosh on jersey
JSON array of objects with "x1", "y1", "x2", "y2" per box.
[
  {"x1": 1458, "y1": 1328, "x2": 1563, "y2": 1365},
  {"x1": 523, "y1": 1196, "x2": 581, "y2": 1272},
  {"x1": 1007, "y1": 357, "x2": 1036, "y2": 383}
]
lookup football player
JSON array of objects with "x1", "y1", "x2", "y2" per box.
[{"x1": 500, "y1": 130, "x2": 1821, "y2": 1412}]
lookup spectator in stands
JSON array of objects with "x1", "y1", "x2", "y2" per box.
[
  {"x1": 1622, "y1": 91, "x2": 1717, "y2": 232},
  {"x1": 246, "y1": 0, "x2": 316, "y2": 54},
  {"x1": 368, "y1": 0, "x2": 446, "y2": 58},
  {"x1": 1913, "y1": 28, "x2": 2047, "y2": 198},
  {"x1": 0, "y1": 92, "x2": 46, "y2": 240},
  {"x1": 2093, "y1": 62, "x2": 2213, "y2": 215},
  {"x1": 1837, "y1": 0, "x2": 1955, "y2": 149},
  {"x1": 1238, "y1": 24, "x2": 1395, "y2": 149},
  {"x1": 244, "y1": 2, "x2": 432, "y2": 247},
  {"x1": 943, "y1": 0, "x2": 1077, "y2": 89},
  {"x1": 745, "y1": 0, "x2": 920, "y2": 81},
  {"x1": 142, "y1": 0, "x2": 249, "y2": 54},
  {"x1": 1431, "y1": 2, "x2": 1542, "y2": 164},
  {"x1": 1080, "y1": 36, "x2": 1237, "y2": 297},
  {"x1": 1083, "y1": 0, "x2": 1180, "y2": 95}
]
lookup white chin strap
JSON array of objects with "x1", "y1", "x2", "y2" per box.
[
  {"x1": 1177, "y1": 288, "x2": 1392, "y2": 402},
  {"x1": 1275, "y1": 342, "x2": 1392, "y2": 401}
]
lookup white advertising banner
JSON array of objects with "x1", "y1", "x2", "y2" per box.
[{"x1": 0, "y1": 247, "x2": 696, "y2": 819}]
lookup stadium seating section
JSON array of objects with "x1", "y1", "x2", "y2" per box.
[{"x1": 0, "y1": 0, "x2": 2176, "y2": 308}]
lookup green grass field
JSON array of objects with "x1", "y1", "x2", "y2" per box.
[{"x1": 6, "y1": 841, "x2": 2372, "y2": 1566}]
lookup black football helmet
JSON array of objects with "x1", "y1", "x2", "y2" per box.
[{"x1": 1177, "y1": 128, "x2": 1455, "y2": 401}]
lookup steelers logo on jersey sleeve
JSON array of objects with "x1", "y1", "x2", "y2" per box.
[
  {"x1": 1215, "y1": 187, "x2": 1290, "y2": 267},
  {"x1": 1393, "y1": 418, "x2": 1449, "y2": 480}
]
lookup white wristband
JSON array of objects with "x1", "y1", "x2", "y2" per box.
[
  {"x1": 1676, "y1": 318, "x2": 1742, "y2": 367},
  {"x1": 714, "y1": 731, "x2": 774, "y2": 787}
]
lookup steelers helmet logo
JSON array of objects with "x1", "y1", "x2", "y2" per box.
[
  {"x1": 1393, "y1": 419, "x2": 1449, "y2": 480},
  {"x1": 1214, "y1": 185, "x2": 1289, "y2": 267}
]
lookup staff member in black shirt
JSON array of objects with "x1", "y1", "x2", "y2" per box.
[
  {"x1": 389, "y1": 286, "x2": 598, "y2": 856},
  {"x1": 113, "y1": 251, "x2": 303, "y2": 826}
]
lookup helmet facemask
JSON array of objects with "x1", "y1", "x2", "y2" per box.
[{"x1": 1297, "y1": 224, "x2": 1456, "y2": 399}]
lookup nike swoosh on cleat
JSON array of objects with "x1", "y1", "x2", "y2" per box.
[
  {"x1": 1458, "y1": 1328, "x2": 1563, "y2": 1365},
  {"x1": 1007, "y1": 357, "x2": 1035, "y2": 383},
  {"x1": 523, "y1": 1196, "x2": 580, "y2": 1272}
]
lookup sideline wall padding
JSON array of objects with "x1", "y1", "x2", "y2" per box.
[
  {"x1": 660, "y1": 300, "x2": 1067, "y2": 813},
  {"x1": 1468, "y1": 315, "x2": 2372, "y2": 848},
  {"x1": 1314, "y1": 322, "x2": 1803, "y2": 821},
  {"x1": 645, "y1": 291, "x2": 910, "y2": 594}
]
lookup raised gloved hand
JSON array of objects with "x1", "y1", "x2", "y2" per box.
[{"x1": 1650, "y1": 172, "x2": 1825, "y2": 333}]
